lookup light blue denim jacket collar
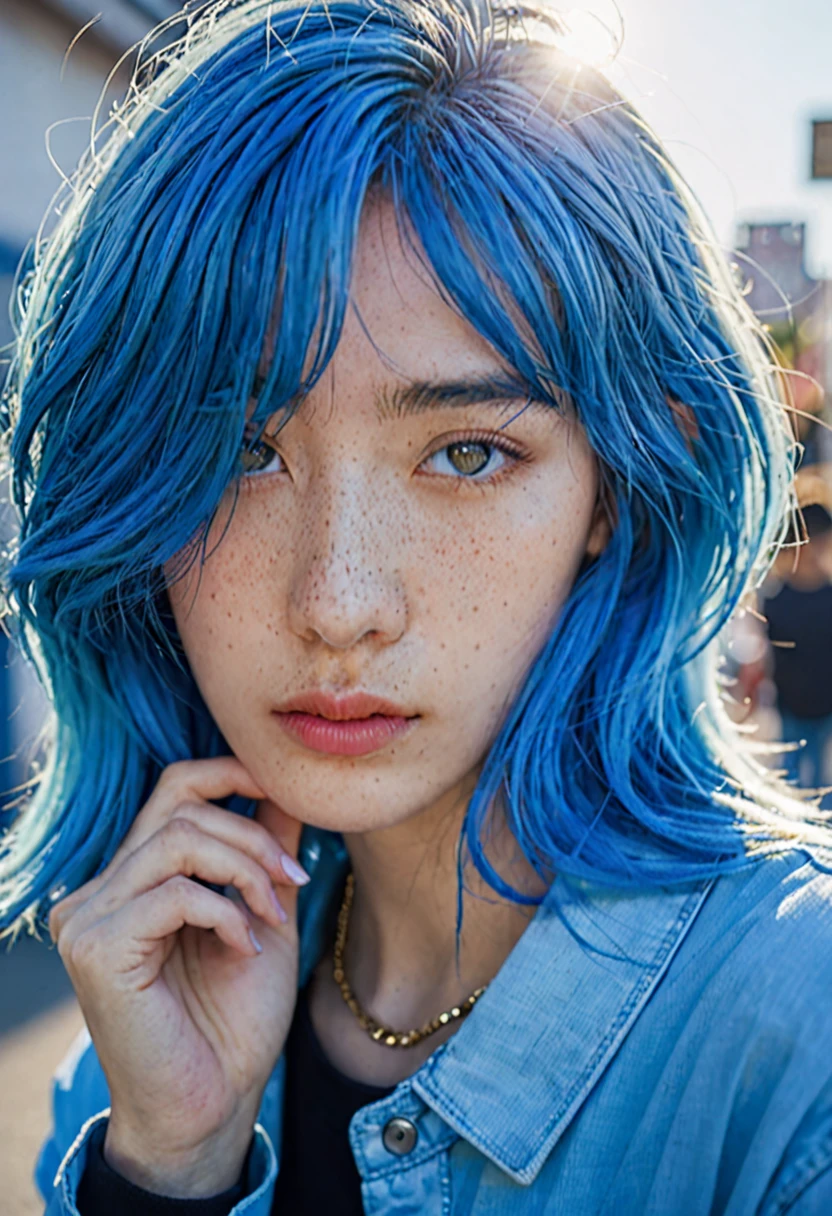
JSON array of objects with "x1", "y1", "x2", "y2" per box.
[{"x1": 294, "y1": 826, "x2": 715, "y2": 1186}]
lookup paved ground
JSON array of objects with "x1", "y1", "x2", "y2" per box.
[
  {"x1": 0, "y1": 933, "x2": 76, "y2": 1036},
  {"x1": 0, "y1": 938, "x2": 84, "y2": 1215}
]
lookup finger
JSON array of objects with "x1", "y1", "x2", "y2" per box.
[
  {"x1": 48, "y1": 864, "x2": 127, "y2": 943},
  {"x1": 64, "y1": 819, "x2": 289, "y2": 943},
  {"x1": 49, "y1": 888, "x2": 89, "y2": 943},
  {"x1": 62, "y1": 758, "x2": 271, "y2": 915},
  {"x1": 154, "y1": 757, "x2": 267, "y2": 806},
  {"x1": 119, "y1": 757, "x2": 266, "y2": 855},
  {"x1": 168, "y1": 803, "x2": 309, "y2": 888},
  {"x1": 97, "y1": 876, "x2": 259, "y2": 967}
]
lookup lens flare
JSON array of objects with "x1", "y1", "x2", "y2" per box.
[{"x1": 557, "y1": 9, "x2": 618, "y2": 69}]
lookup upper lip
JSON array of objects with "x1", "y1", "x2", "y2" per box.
[{"x1": 273, "y1": 691, "x2": 416, "y2": 720}]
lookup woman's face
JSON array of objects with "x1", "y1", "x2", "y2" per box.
[{"x1": 168, "y1": 200, "x2": 606, "y2": 833}]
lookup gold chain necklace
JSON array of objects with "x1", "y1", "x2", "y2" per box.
[{"x1": 333, "y1": 872, "x2": 488, "y2": 1049}]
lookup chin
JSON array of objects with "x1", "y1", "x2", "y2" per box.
[
  {"x1": 252, "y1": 767, "x2": 437, "y2": 835},
  {"x1": 286, "y1": 802, "x2": 413, "y2": 836},
  {"x1": 243, "y1": 743, "x2": 476, "y2": 836}
]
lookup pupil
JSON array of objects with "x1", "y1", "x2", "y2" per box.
[
  {"x1": 240, "y1": 441, "x2": 272, "y2": 473},
  {"x1": 449, "y1": 442, "x2": 489, "y2": 476}
]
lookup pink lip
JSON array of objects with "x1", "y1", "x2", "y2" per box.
[{"x1": 272, "y1": 691, "x2": 419, "y2": 757}]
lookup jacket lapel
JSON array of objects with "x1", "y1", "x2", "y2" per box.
[{"x1": 413, "y1": 874, "x2": 715, "y2": 1183}]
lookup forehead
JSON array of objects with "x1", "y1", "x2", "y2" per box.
[{"x1": 341, "y1": 197, "x2": 507, "y2": 384}]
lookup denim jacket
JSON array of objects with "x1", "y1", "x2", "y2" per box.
[{"x1": 36, "y1": 830, "x2": 832, "y2": 1215}]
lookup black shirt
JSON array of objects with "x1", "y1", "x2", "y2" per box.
[
  {"x1": 764, "y1": 582, "x2": 832, "y2": 719},
  {"x1": 77, "y1": 984, "x2": 395, "y2": 1216}
]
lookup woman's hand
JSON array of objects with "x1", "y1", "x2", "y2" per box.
[{"x1": 48, "y1": 757, "x2": 306, "y2": 1198}]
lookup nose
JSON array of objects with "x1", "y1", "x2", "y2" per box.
[{"x1": 287, "y1": 473, "x2": 408, "y2": 650}]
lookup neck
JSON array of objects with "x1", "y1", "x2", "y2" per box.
[{"x1": 340, "y1": 774, "x2": 547, "y2": 1034}]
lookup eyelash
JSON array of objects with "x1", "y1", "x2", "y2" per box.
[
  {"x1": 240, "y1": 427, "x2": 530, "y2": 486},
  {"x1": 419, "y1": 429, "x2": 530, "y2": 486}
]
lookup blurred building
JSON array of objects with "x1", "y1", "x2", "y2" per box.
[
  {"x1": 0, "y1": 2, "x2": 153, "y2": 342},
  {"x1": 731, "y1": 220, "x2": 832, "y2": 796},
  {"x1": 0, "y1": 1, "x2": 180, "y2": 812},
  {"x1": 0, "y1": 1, "x2": 183, "y2": 337},
  {"x1": 735, "y1": 220, "x2": 832, "y2": 468}
]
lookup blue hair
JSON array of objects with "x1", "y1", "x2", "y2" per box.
[{"x1": 2, "y1": 0, "x2": 830, "y2": 935}]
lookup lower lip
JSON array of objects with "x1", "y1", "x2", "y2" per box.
[{"x1": 273, "y1": 712, "x2": 417, "y2": 756}]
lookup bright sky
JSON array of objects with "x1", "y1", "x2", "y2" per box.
[{"x1": 564, "y1": 0, "x2": 832, "y2": 278}]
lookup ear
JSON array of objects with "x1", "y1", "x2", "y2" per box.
[{"x1": 584, "y1": 471, "x2": 615, "y2": 559}]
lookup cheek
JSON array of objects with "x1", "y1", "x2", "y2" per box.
[
  {"x1": 165, "y1": 526, "x2": 277, "y2": 699},
  {"x1": 416, "y1": 463, "x2": 597, "y2": 716},
  {"x1": 430, "y1": 469, "x2": 595, "y2": 630}
]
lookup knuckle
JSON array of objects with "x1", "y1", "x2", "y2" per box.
[
  {"x1": 156, "y1": 761, "x2": 190, "y2": 793},
  {"x1": 164, "y1": 874, "x2": 194, "y2": 905},
  {"x1": 67, "y1": 928, "x2": 103, "y2": 974},
  {"x1": 48, "y1": 890, "x2": 82, "y2": 944},
  {"x1": 162, "y1": 817, "x2": 201, "y2": 852}
]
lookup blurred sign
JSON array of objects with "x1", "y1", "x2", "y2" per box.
[{"x1": 811, "y1": 120, "x2": 832, "y2": 180}]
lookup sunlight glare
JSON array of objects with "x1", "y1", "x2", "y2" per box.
[{"x1": 557, "y1": 9, "x2": 618, "y2": 69}]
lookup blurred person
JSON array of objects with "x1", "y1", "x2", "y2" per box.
[
  {"x1": 764, "y1": 502, "x2": 832, "y2": 792},
  {"x1": 2, "y1": 2, "x2": 832, "y2": 1215}
]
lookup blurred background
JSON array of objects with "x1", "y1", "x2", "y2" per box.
[{"x1": 0, "y1": 1, "x2": 830, "y2": 1210}]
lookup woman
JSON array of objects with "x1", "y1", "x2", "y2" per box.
[{"x1": 2, "y1": 1, "x2": 832, "y2": 1212}]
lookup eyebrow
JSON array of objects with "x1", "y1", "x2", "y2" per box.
[{"x1": 373, "y1": 375, "x2": 554, "y2": 425}]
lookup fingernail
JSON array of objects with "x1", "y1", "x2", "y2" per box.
[
  {"x1": 282, "y1": 856, "x2": 311, "y2": 886},
  {"x1": 249, "y1": 929, "x2": 263, "y2": 954}
]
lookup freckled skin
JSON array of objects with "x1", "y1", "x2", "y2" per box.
[{"x1": 167, "y1": 200, "x2": 606, "y2": 838}]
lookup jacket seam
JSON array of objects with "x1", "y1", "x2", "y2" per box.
[
  {"x1": 763, "y1": 1130, "x2": 832, "y2": 1215},
  {"x1": 232, "y1": 1124, "x2": 278, "y2": 1213},
  {"x1": 359, "y1": 1134, "x2": 459, "y2": 1184},
  {"x1": 56, "y1": 1108, "x2": 110, "y2": 1215}
]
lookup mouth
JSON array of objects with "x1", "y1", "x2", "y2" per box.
[{"x1": 272, "y1": 691, "x2": 420, "y2": 757}]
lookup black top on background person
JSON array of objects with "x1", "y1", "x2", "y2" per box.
[{"x1": 765, "y1": 503, "x2": 832, "y2": 721}]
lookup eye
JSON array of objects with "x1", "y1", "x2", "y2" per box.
[
  {"x1": 420, "y1": 434, "x2": 522, "y2": 482},
  {"x1": 240, "y1": 425, "x2": 285, "y2": 477}
]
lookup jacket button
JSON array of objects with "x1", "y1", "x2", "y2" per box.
[{"x1": 382, "y1": 1116, "x2": 418, "y2": 1155}]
